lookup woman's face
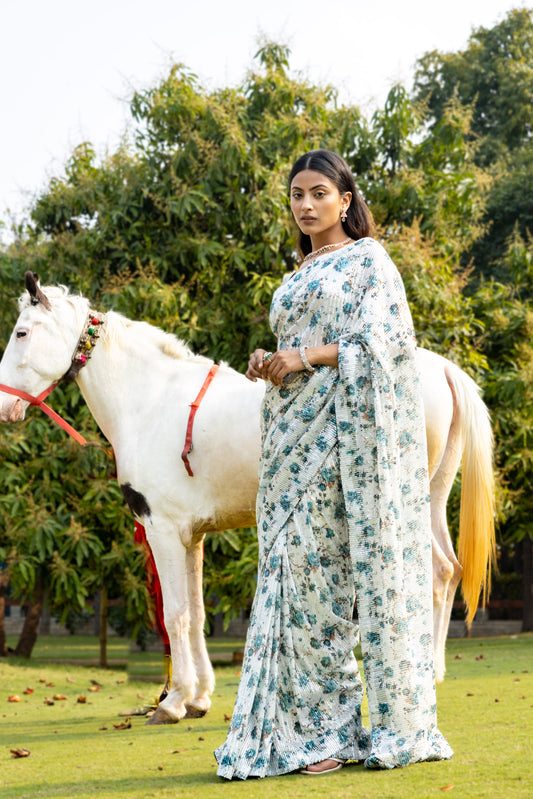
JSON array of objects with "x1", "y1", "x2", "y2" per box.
[{"x1": 290, "y1": 169, "x2": 351, "y2": 245}]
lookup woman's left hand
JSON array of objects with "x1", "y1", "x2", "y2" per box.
[{"x1": 264, "y1": 349, "x2": 304, "y2": 386}]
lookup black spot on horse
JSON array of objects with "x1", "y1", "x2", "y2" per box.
[{"x1": 120, "y1": 483, "x2": 151, "y2": 518}]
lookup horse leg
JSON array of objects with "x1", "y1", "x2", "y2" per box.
[
  {"x1": 429, "y1": 384, "x2": 463, "y2": 683},
  {"x1": 184, "y1": 536, "x2": 215, "y2": 718},
  {"x1": 143, "y1": 518, "x2": 195, "y2": 725}
]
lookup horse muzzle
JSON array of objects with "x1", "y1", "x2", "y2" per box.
[{"x1": 0, "y1": 395, "x2": 27, "y2": 423}]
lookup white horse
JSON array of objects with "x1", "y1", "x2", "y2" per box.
[{"x1": 0, "y1": 273, "x2": 495, "y2": 724}]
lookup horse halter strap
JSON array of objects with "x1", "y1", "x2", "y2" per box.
[
  {"x1": 0, "y1": 309, "x2": 105, "y2": 446},
  {"x1": 0, "y1": 383, "x2": 88, "y2": 445},
  {"x1": 181, "y1": 364, "x2": 220, "y2": 477},
  {"x1": 65, "y1": 311, "x2": 105, "y2": 380}
]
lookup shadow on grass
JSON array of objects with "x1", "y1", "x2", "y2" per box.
[{"x1": 2, "y1": 765, "x2": 367, "y2": 799}]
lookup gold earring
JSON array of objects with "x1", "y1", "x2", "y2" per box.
[{"x1": 341, "y1": 208, "x2": 347, "y2": 222}]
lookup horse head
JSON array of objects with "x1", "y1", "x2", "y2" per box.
[{"x1": 0, "y1": 273, "x2": 88, "y2": 423}]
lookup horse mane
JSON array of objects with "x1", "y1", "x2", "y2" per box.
[
  {"x1": 19, "y1": 284, "x2": 212, "y2": 365},
  {"x1": 101, "y1": 312, "x2": 212, "y2": 364}
]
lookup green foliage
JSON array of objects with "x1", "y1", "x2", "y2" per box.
[
  {"x1": 413, "y1": 8, "x2": 533, "y2": 280},
  {"x1": 414, "y1": 9, "x2": 533, "y2": 164},
  {"x1": 0, "y1": 410, "x2": 150, "y2": 633},
  {"x1": 472, "y1": 232, "x2": 533, "y2": 542},
  {"x1": 203, "y1": 528, "x2": 259, "y2": 629},
  {"x1": 384, "y1": 223, "x2": 485, "y2": 371},
  {"x1": 355, "y1": 88, "x2": 486, "y2": 258}
]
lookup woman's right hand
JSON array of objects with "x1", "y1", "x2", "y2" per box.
[{"x1": 245, "y1": 349, "x2": 268, "y2": 381}]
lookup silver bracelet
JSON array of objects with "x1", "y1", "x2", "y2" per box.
[{"x1": 299, "y1": 345, "x2": 315, "y2": 372}]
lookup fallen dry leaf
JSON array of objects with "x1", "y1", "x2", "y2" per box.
[
  {"x1": 224, "y1": 714, "x2": 231, "y2": 722},
  {"x1": 43, "y1": 698, "x2": 55, "y2": 706},
  {"x1": 90, "y1": 679, "x2": 103, "y2": 687},
  {"x1": 198, "y1": 736, "x2": 205, "y2": 741},
  {"x1": 454, "y1": 654, "x2": 462, "y2": 660},
  {"x1": 99, "y1": 726, "x2": 108, "y2": 731},
  {"x1": 157, "y1": 765, "x2": 164, "y2": 771},
  {"x1": 11, "y1": 748, "x2": 30, "y2": 758},
  {"x1": 8, "y1": 695, "x2": 21, "y2": 703},
  {"x1": 46, "y1": 682, "x2": 55, "y2": 687},
  {"x1": 167, "y1": 749, "x2": 185, "y2": 754},
  {"x1": 88, "y1": 686, "x2": 100, "y2": 693},
  {"x1": 53, "y1": 694, "x2": 67, "y2": 701},
  {"x1": 475, "y1": 655, "x2": 484, "y2": 661},
  {"x1": 466, "y1": 692, "x2": 475, "y2": 697},
  {"x1": 23, "y1": 688, "x2": 34, "y2": 695},
  {"x1": 113, "y1": 719, "x2": 132, "y2": 730},
  {"x1": 440, "y1": 786, "x2": 454, "y2": 792},
  {"x1": 77, "y1": 696, "x2": 87, "y2": 704},
  {"x1": 66, "y1": 677, "x2": 75, "y2": 684}
]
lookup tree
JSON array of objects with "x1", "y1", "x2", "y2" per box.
[
  {"x1": 414, "y1": 9, "x2": 533, "y2": 165},
  {"x1": 0, "y1": 407, "x2": 151, "y2": 660},
  {"x1": 413, "y1": 9, "x2": 533, "y2": 622},
  {"x1": 414, "y1": 8, "x2": 533, "y2": 280}
]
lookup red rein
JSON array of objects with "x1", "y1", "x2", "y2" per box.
[{"x1": 0, "y1": 383, "x2": 88, "y2": 446}]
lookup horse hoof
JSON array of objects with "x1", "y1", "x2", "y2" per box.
[
  {"x1": 184, "y1": 704, "x2": 208, "y2": 719},
  {"x1": 145, "y1": 706, "x2": 178, "y2": 725}
]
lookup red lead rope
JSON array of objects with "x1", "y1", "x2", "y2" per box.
[
  {"x1": 0, "y1": 383, "x2": 88, "y2": 446},
  {"x1": 181, "y1": 364, "x2": 219, "y2": 477}
]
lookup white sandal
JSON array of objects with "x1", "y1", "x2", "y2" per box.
[{"x1": 300, "y1": 757, "x2": 345, "y2": 775}]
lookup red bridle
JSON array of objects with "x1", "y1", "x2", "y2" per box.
[
  {"x1": 0, "y1": 319, "x2": 220, "y2": 472},
  {"x1": 0, "y1": 307, "x2": 106, "y2": 446},
  {"x1": 0, "y1": 382, "x2": 88, "y2": 445}
]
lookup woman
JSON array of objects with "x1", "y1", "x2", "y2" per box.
[{"x1": 215, "y1": 149, "x2": 452, "y2": 779}]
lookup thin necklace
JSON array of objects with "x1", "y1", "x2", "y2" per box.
[{"x1": 301, "y1": 238, "x2": 352, "y2": 264}]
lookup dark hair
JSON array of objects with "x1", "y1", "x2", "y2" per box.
[{"x1": 288, "y1": 149, "x2": 373, "y2": 256}]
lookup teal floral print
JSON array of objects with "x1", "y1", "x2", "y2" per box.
[{"x1": 215, "y1": 238, "x2": 452, "y2": 779}]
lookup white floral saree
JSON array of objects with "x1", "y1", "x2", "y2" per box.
[{"x1": 215, "y1": 238, "x2": 452, "y2": 779}]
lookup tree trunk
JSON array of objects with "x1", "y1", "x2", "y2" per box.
[
  {"x1": 99, "y1": 587, "x2": 108, "y2": 668},
  {"x1": 0, "y1": 572, "x2": 9, "y2": 656},
  {"x1": 93, "y1": 591, "x2": 101, "y2": 636},
  {"x1": 14, "y1": 580, "x2": 45, "y2": 658},
  {"x1": 522, "y1": 535, "x2": 533, "y2": 632},
  {"x1": 39, "y1": 596, "x2": 51, "y2": 635}
]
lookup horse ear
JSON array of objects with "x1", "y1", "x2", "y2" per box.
[{"x1": 24, "y1": 270, "x2": 52, "y2": 311}]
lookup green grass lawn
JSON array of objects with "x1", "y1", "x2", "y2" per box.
[{"x1": 0, "y1": 634, "x2": 531, "y2": 798}]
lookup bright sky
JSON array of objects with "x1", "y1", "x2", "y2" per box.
[{"x1": 0, "y1": 0, "x2": 526, "y2": 235}]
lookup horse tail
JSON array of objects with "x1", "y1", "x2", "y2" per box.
[{"x1": 445, "y1": 364, "x2": 496, "y2": 626}]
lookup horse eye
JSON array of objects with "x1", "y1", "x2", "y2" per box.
[{"x1": 16, "y1": 330, "x2": 28, "y2": 339}]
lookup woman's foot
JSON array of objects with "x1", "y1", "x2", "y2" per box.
[{"x1": 300, "y1": 757, "x2": 345, "y2": 775}]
